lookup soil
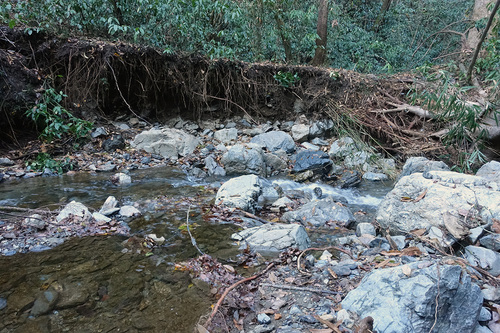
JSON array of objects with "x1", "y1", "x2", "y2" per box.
[{"x1": 0, "y1": 26, "x2": 460, "y2": 166}]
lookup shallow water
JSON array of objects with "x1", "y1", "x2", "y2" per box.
[{"x1": 0, "y1": 167, "x2": 393, "y2": 332}]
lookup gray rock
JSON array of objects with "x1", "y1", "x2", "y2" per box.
[
  {"x1": 309, "y1": 120, "x2": 333, "y2": 138},
  {"x1": 344, "y1": 151, "x2": 370, "y2": 168},
  {"x1": 23, "y1": 214, "x2": 46, "y2": 229},
  {"x1": 257, "y1": 313, "x2": 272, "y2": 325},
  {"x1": 131, "y1": 128, "x2": 199, "y2": 160},
  {"x1": 476, "y1": 160, "x2": 500, "y2": 183},
  {"x1": 204, "y1": 155, "x2": 226, "y2": 177},
  {"x1": 0, "y1": 157, "x2": 15, "y2": 166},
  {"x1": 119, "y1": 206, "x2": 141, "y2": 217},
  {"x1": 91, "y1": 127, "x2": 107, "y2": 138},
  {"x1": 311, "y1": 138, "x2": 329, "y2": 146},
  {"x1": 102, "y1": 134, "x2": 125, "y2": 152},
  {"x1": 0, "y1": 297, "x2": 6, "y2": 311},
  {"x1": 428, "y1": 226, "x2": 456, "y2": 248},
  {"x1": 281, "y1": 198, "x2": 355, "y2": 227},
  {"x1": 328, "y1": 137, "x2": 357, "y2": 159},
  {"x1": 31, "y1": 287, "x2": 59, "y2": 316},
  {"x1": 292, "y1": 150, "x2": 332, "y2": 174},
  {"x1": 376, "y1": 171, "x2": 499, "y2": 236},
  {"x1": 56, "y1": 282, "x2": 89, "y2": 309},
  {"x1": 392, "y1": 235, "x2": 407, "y2": 250},
  {"x1": 481, "y1": 284, "x2": 500, "y2": 301},
  {"x1": 216, "y1": 175, "x2": 263, "y2": 213},
  {"x1": 479, "y1": 307, "x2": 492, "y2": 322},
  {"x1": 263, "y1": 151, "x2": 289, "y2": 175},
  {"x1": 399, "y1": 157, "x2": 450, "y2": 179},
  {"x1": 469, "y1": 227, "x2": 485, "y2": 244},
  {"x1": 232, "y1": 223, "x2": 310, "y2": 253},
  {"x1": 92, "y1": 212, "x2": 111, "y2": 223},
  {"x1": 56, "y1": 201, "x2": 92, "y2": 223},
  {"x1": 356, "y1": 223, "x2": 376, "y2": 237},
  {"x1": 339, "y1": 170, "x2": 361, "y2": 188},
  {"x1": 250, "y1": 131, "x2": 295, "y2": 153},
  {"x1": 291, "y1": 123, "x2": 310, "y2": 142},
  {"x1": 250, "y1": 325, "x2": 275, "y2": 333},
  {"x1": 331, "y1": 264, "x2": 352, "y2": 276},
  {"x1": 465, "y1": 246, "x2": 500, "y2": 276},
  {"x1": 100, "y1": 196, "x2": 120, "y2": 216},
  {"x1": 362, "y1": 172, "x2": 389, "y2": 181},
  {"x1": 289, "y1": 305, "x2": 303, "y2": 315},
  {"x1": 301, "y1": 142, "x2": 320, "y2": 151},
  {"x1": 272, "y1": 197, "x2": 294, "y2": 208},
  {"x1": 221, "y1": 143, "x2": 266, "y2": 176},
  {"x1": 342, "y1": 263, "x2": 483, "y2": 333},
  {"x1": 214, "y1": 128, "x2": 238, "y2": 143},
  {"x1": 110, "y1": 172, "x2": 131, "y2": 185},
  {"x1": 479, "y1": 234, "x2": 500, "y2": 251},
  {"x1": 474, "y1": 325, "x2": 493, "y2": 333},
  {"x1": 96, "y1": 161, "x2": 116, "y2": 172}
]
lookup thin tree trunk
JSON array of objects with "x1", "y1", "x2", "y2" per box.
[
  {"x1": 373, "y1": 0, "x2": 392, "y2": 32},
  {"x1": 274, "y1": 12, "x2": 292, "y2": 62},
  {"x1": 312, "y1": 0, "x2": 329, "y2": 66},
  {"x1": 467, "y1": 0, "x2": 500, "y2": 83}
]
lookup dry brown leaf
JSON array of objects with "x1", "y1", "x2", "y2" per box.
[
  {"x1": 274, "y1": 313, "x2": 282, "y2": 320},
  {"x1": 401, "y1": 246, "x2": 422, "y2": 256},
  {"x1": 327, "y1": 267, "x2": 338, "y2": 279},
  {"x1": 493, "y1": 219, "x2": 500, "y2": 234},
  {"x1": 374, "y1": 258, "x2": 392, "y2": 269},
  {"x1": 263, "y1": 309, "x2": 275, "y2": 314},
  {"x1": 380, "y1": 250, "x2": 402, "y2": 257},
  {"x1": 413, "y1": 188, "x2": 427, "y2": 202},
  {"x1": 309, "y1": 329, "x2": 333, "y2": 333},
  {"x1": 411, "y1": 228, "x2": 427, "y2": 237},
  {"x1": 400, "y1": 196, "x2": 412, "y2": 202}
]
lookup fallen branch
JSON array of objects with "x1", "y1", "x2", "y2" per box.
[
  {"x1": 313, "y1": 314, "x2": 342, "y2": 333},
  {"x1": 371, "y1": 102, "x2": 435, "y2": 119},
  {"x1": 0, "y1": 206, "x2": 54, "y2": 214},
  {"x1": 261, "y1": 283, "x2": 340, "y2": 295},
  {"x1": 204, "y1": 262, "x2": 275, "y2": 328}
]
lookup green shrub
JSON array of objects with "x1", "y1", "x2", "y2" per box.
[{"x1": 26, "y1": 153, "x2": 75, "y2": 174}]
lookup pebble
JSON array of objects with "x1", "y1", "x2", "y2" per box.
[{"x1": 257, "y1": 313, "x2": 272, "y2": 324}]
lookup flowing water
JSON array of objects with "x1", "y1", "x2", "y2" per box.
[{"x1": 0, "y1": 167, "x2": 393, "y2": 333}]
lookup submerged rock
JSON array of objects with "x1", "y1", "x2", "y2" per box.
[
  {"x1": 232, "y1": 223, "x2": 310, "y2": 253},
  {"x1": 342, "y1": 262, "x2": 483, "y2": 333},
  {"x1": 281, "y1": 197, "x2": 355, "y2": 227}
]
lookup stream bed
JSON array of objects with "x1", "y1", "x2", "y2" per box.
[{"x1": 0, "y1": 167, "x2": 393, "y2": 333}]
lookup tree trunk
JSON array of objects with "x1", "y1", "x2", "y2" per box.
[
  {"x1": 373, "y1": 0, "x2": 392, "y2": 32},
  {"x1": 312, "y1": 0, "x2": 329, "y2": 66},
  {"x1": 467, "y1": 0, "x2": 500, "y2": 83},
  {"x1": 274, "y1": 12, "x2": 293, "y2": 62}
]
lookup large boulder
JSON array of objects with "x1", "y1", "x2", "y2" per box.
[
  {"x1": 292, "y1": 150, "x2": 332, "y2": 174},
  {"x1": 399, "y1": 157, "x2": 449, "y2": 179},
  {"x1": 232, "y1": 223, "x2": 310, "y2": 253},
  {"x1": 342, "y1": 262, "x2": 483, "y2": 333},
  {"x1": 56, "y1": 201, "x2": 92, "y2": 223},
  {"x1": 131, "y1": 128, "x2": 199, "y2": 160},
  {"x1": 376, "y1": 171, "x2": 500, "y2": 236},
  {"x1": 215, "y1": 175, "x2": 263, "y2": 213},
  {"x1": 214, "y1": 128, "x2": 238, "y2": 144},
  {"x1": 221, "y1": 143, "x2": 266, "y2": 176},
  {"x1": 250, "y1": 131, "x2": 295, "y2": 153},
  {"x1": 281, "y1": 198, "x2": 355, "y2": 227}
]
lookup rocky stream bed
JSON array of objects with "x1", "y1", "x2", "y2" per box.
[{"x1": 1, "y1": 116, "x2": 500, "y2": 333}]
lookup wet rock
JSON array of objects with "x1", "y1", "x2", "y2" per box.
[
  {"x1": 99, "y1": 196, "x2": 120, "y2": 216},
  {"x1": 376, "y1": 171, "x2": 498, "y2": 236},
  {"x1": 356, "y1": 223, "x2": 376, "y2": 237},
  {"x1": 31, "y1": 286, "x2": 60, "y2": 316},
  {"x1": 110, "y1": 172, "x2": 131, "y2": 185},
  {"x1": 214, "y1": 128, "x2": 238, "y2": 143},
  {"x1": 328, "y1": 137, "x2": 357, "y2": 159},
  {"x1": 102, "y1": 134, "x2": 125, "y2": 152},
  {"x1": 464, "y1": 246, "x2": 500, "y2": 276},
  {"x1": 23, "y1": 214, "x2": 46, "y2": 230},
  {"x1": 131, "y1": 127, "x2": 199, "y2": 160},
  {"x1": 281, "y1": 198, "x2": 355, "y2": 227},
  {"x1": 362, "y1": 172, "x2": 388, "y2": 181},
  {"x1": 339, "y1": 170, "x2": 361, "y2": 188},
  {"x1": 216, "y1": 175, "x2": 263, "y2": 213},
  {"x1": 204, "y1": 155, "x2": 226, "y2": 177},
  {"x1": 399, "y1": 156, "x2": 450, "y2": 179},
  {"x1": 55, "y1": 282, "x2": 89, "y2": 309},
  {"x1": 56, "y1": 201, "x2": 92, "y2": 223},
  {"x1": 292, "y1": 150, "x2": 332, "y2": 174},
  {"x1": 250, "y1": 131, "x2": 295, "y2": 153},
  {"x1": 0, "y1": 297, "x2": 6, "y2": 310},
  {"x1": 0, "y1": 157, "x2": 15, "y2": 166},
  {"x1": 291, "y1": 170, "x2": 314, "y2": 182},
  {"x1": 221, "y1": 143, "x2": 266, "y2": 176},
  {"x1": 232, "y1": 223, "x2": 310, "y2": 253},
  {"x1": 263, "y1": 151, "x2": 289, "y2": 176},
  {"x1": 342, "y1": 262, "x2": 482, "y2": 333},
  {"x1": 291, "y1": 124, "x2": 310, "y2": 142},
  {"x1": 479, "y1": 234, "x2": 500, "y2": 251},
  {"x1": 119, "y1": 206, "x2": 141, "y2": 217}
]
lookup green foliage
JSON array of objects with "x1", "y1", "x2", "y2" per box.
[
  {"x1": 25, "y1": 86, "x2": 93, "y2": 142},
  {"x1": 1, "y1": 0, "x2": 474, "y2": 72},
  {"x1": 273, "y1": 71, "x2": 300, "y2": 87},
  {"x1": 26, "y1": 153, "x2": 75, "y2": 174}
]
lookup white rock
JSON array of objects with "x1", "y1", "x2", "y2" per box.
[
  {"x1": 119, "y1": 206, "x2": 141, "y2": 217},
  {"x1": 92, "y1": 212, "x2": 111, "y2": 223},
  {"x1": 99, "y1": 196, "x2": 120, "y2": 216},
  {"x1": 56, "y1": 201, "x2": 92, "y2": 223}
]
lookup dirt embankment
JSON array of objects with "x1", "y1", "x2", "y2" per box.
[{"x1": 1, "y1": 27, "x2": 447, "y2": 160}]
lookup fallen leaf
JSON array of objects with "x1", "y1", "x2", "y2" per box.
[
  {"x1": 400, "y1": 196, "x2": 412, "y2": 202},
  {"x1": 274, "y1": 313, "x2": 282, "y2": 320},
  {"x1": 411, "y1": 228, "x2": 427, "y2": 237},
  {"x1": 309, "y1": 329, "x2": 333, "y2": 333},
  {"x1": 401, "y1": 247, "x2": 422, "y2": 256},
  {"x1": 492, "y1": 219, "x2": 500, "y2": 234},
  {"x1": 413, "y1": 188, "x2": 427, "y2": 202}
]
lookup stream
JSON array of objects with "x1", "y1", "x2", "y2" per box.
[{"x1": 0, "y1": 167, "x2": 393, "y2": 333}]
